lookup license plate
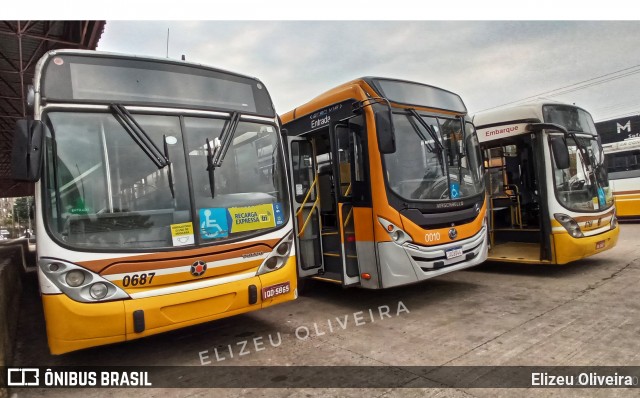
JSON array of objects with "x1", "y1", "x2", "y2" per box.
[
  {"x1": 262, "y1": 281, "x2": 291, "y2": 300},
  {"x1": 596, "y1": 240, "x2": 606, "y2": 250},
  {"x1": 446, "y1": 247, "x2": 464, "y2": 260}
]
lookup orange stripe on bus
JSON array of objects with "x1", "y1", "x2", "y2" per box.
[{"x1": 79, "y1": 240, "x2": 278, "y2": 273}]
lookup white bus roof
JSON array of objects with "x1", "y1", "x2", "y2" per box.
[{"x1": 473, "y1": 100, "x2": 592, "y2": 143}]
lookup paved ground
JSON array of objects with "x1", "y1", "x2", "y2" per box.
[{"x1": 9, "y1": 224, "x2": 640, "y2": 397}]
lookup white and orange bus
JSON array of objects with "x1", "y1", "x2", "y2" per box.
[
  {"x1": 281, "y1": 77, "x2": 488, "y2": 289},
  {"x1": 474, "y1": 101, "x2": 619, "y2": 264},
  {"x1": 12, "y1": 50, "x2": 296, "y2": 354}
]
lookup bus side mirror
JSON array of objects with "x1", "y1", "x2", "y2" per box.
[
  {"x1": 12, "y1": 119, "x2": 45, "y2": 182},
  {"x1": 374, "y1": 105, "x2": 396, "y2": 154},
  {"x1": 550, "y1": 136, "x2": 570, "y2": 170}
]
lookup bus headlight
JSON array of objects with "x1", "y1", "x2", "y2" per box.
[
  {"x1": 554, "y1": 213, "x2": 583, "y2": 238},
  {"x1": 257, "y1": 232, "x2": 294, "y2": 276},
  {"x1": 610, "y1": 212, "x2": 618, "y2": 230},
  {"x1": 377, "y1": 217, "x2": 412, "y2": 245},
  {"x1": 65, "y1": 270, "x2": 85, "y2": 287},
  {"x1": 90, "y1": 283, "x2": 109, "y2": 299},
  {"x1": 38, "y1": 258, "x2": 130, "y2": 303}
]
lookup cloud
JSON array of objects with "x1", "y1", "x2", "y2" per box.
[{"x1": 99, "y1": 21, "x2": 640, "y2": 121}]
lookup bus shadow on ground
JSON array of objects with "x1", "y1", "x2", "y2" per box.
[
  {"x1": 297, "y1": 276, "x2": 482, "y2": 314},
  {"x1": 467, "y1": 258, "x2": 603, "y2": 278}
]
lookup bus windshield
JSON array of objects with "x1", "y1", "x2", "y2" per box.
[
  {"x1": 543, "y1": 105, "x2": 597, "y2": 135},
  {"x1": 44, "y1": 110, "x2": 288, "y2": 250},
  {"x1": 384, "y1": 113, "x2": 484, "y2": 201},
  {"x1": 550, "y1": 134, "x2": 612, "y2": 212}
]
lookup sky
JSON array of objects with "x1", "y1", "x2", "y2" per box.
[{"x1": 97, "y1": 20, "x2": 640, "y2": 122}]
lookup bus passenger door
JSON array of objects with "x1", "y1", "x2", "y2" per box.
[
  {"x1": 334, "y1": 124, "x2": 361, "y2": 286},
  {"x1": 287, "y1": 136, "x2": 324, "y2": 277}
]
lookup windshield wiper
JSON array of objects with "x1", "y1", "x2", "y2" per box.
[
  {"x1": 408, "y1": 109, "x2": 446, "y2": 176},
  {"x1": 457, "y1": 116, "x2": 465, "y2": 184},
  {"x1": 206, "y1": 137, "x2": 216, "y2": 198},
  {"x1": 406, "y1": 114, "x2": 430, "y2": 146},
  {"x1": 206, "y1": 112, "x2": 241, "y2": 198},
  {"x1": 212, "y1": 112, "x2": 241, "y2": 167},
  {"x1": 566, "y1": 131, "x2": 600, "y2": 192},
  {"x1": 409, "y1": 109, "x2": 444, "y2": 151},
  {"x1": 110, "y1": 104, "x2": 169, "y2": 169},
  {"x1": 163, "y1": 134, "x2": 175, "y2": 199}
]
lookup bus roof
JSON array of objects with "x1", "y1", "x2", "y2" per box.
[
  {"x1": 280, "y1": 78, "x2": 369, "y2": 124},
  {"x1": 281, "y1": 76, "x2": 466, "y2": 124},
  {"x1": 474, "y1": 100, "x2": 573, "y2": 128},
  {"x1": 36, "y1": 49, "x2": 264, "y2": 87},
  {"x1": 35, "y1": 49, "x2": 276, "y2": 117},
  {"x1": 473, "y1": 100, "x2": 595, "y2": 143}
]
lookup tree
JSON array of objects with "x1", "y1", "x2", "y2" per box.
[
  {"x1": 0, "y1": 213, "x2": 11, "y2": 228},
  {"x1": 13, "y1": 196, "x2": 32, "y2": 233}
]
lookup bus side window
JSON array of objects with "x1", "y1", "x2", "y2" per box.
[
  {"x1": 291, "y1": 141, "x2": 315, "y2": 203},
  {"x1": 335, "y1": 125, "x2": 352, "y2": 198},
  {"x1": 348, "y1": 117, "x2": 371, "y2": 205},
  {"x1": 353, "y1": 131, "x2": 365, "y2": 182}
]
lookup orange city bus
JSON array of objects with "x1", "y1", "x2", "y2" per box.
[
  {"x1": 11, "y1": 50, "x2": 296, "y2": 354},
  {"x1": 474, "y1": 101, "x2": 619, "y2": 264},
  {"x1": 281, "y1": 77, "x2": 488, "y2": 289}
]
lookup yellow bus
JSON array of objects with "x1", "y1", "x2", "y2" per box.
[
  {"x1": 596, "y1": 115, "x2": 640, "y2": 220},
  {"x1": 11, "y1": 50, "x2": 296, "y2": 354},
  {"x1": 281, "y1": 77, "x2": 487, "y2": 289},
  {"x1": 474, "y1": 101, "x2": 619, "y2": 264}
]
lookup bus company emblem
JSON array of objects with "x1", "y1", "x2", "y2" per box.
[
  {"x1": 190, "y1": 260, "x2": 207, "y2": 277},
  {"x1": 448, "y1": 227, "x2": 458, "y2": 240},
  {"x1": 474, "y1": 202, "x2": 481, "y2": 213}
]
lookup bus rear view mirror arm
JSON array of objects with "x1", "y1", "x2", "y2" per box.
[
  {"x1": 12, "y1": 119, "x2": 45, "y2": 182},
  {"x1": 528, "y1": 122, "x2": 572, "y2": 169},
  {"x1": 351, "y1": 97, "x2": 396, "y2": 154},
  {"x1": 373, "y1": 102, "x2": 396, "y2": 154},
  {"x1": 527, "y1": 122, "x2": 569, "y2": 135}
]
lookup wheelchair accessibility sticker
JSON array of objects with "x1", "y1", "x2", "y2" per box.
[
  {"x1": 450, "y1": 182, "x2": 460, "y2": 199},
  {"x1": 199, "y1": 208, "x2": 229, "y2": 239}
]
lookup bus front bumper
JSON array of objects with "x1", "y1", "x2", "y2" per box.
[
  {"x1": 377, "y1": 225, "x2": 488, "y2": 288},
  {"x1": 41, "y1": 257, "x2": 297, "y2": 355},
  {"x1": 553, "y1": 226, "x2": 619, "y2": 265}
]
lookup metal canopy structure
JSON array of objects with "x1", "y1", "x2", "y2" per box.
[{"x1": 0, "y1": 20, "x2": 105, "y2": 198}]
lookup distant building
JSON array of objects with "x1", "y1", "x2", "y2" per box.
[{"x1": 595, "y1": 114, "x2": 640, "y2": 144}]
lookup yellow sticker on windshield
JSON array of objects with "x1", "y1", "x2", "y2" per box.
[
  {"x1": 171, "y1": 222, "x2": 194, "y2": 246},
  {"x1": 228, "y1": 204, "x2": 276, "y2": 233}
]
